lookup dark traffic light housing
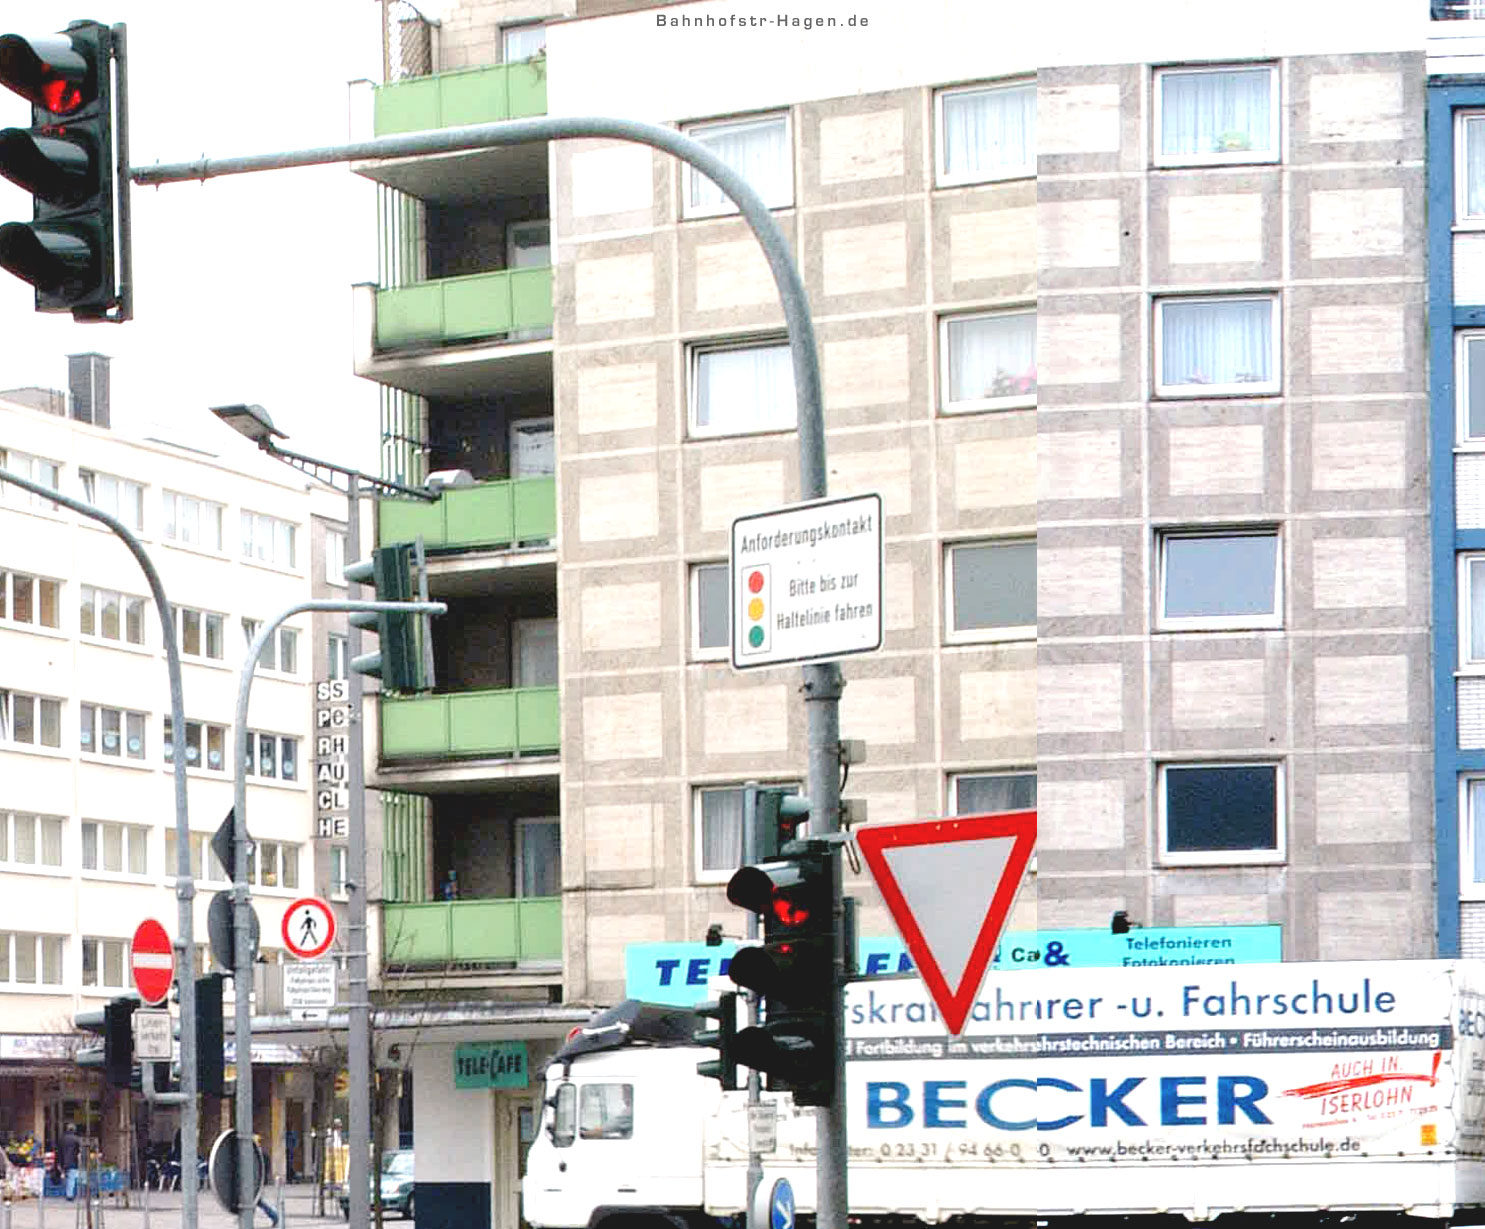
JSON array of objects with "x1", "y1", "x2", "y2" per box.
[
  {"x1": 694, "y1": 991, "x2": 739, "y2": 1090},
  {"x1": 345, "y1": 541, "x2": 433, "y2": 692},
  {"x1": 752, "y1": 785, "x2": 809, "y2": 859},
  {"x1": 724, "y1": 842, "x2": 836, "y2": 1106},
  {"x1": 197, "y1": 972, "x2": 226, "y2": 1097},
  {"x1": 0, "y1": 20, "x2": 130, "y2": 319}
]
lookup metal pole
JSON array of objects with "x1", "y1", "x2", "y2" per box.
[
  {"x1": 0, "y1": 469, "x2": 198, "y2": 1229},
  {"x1": 232, "y1": 599, "x2": 440, "y2": 1229},
  {"x1": 133, "y1": 114, "x2": 837, "y2": 1229},
  {"x1": 742, "y1": 785, "x2": 762, "y2": 1229},
  {"x1": 345, "y1": 474, "x2": 372, "y2": 1229}
]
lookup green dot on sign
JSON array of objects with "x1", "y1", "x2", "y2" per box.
[{"x1": 748, "y1": 626, "x2": 764, "y2": 648}]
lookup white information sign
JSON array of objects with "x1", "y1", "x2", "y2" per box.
[
  {"x1": 730, "y1": 492, "x2": 883, "y2": 669},
  {"x1": 283, "y1": 960, "x2": 337, "y2": 1017},
  {"x1": 133, "y1": 1009, "x2": 172, "y2": 1061}
]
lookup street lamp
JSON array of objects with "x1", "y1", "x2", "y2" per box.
[{"x1": 211, "y1": 403, "x2": 435, "y2": 1229}]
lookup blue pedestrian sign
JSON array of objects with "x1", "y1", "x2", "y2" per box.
[{"x1": 769, "y1": 1179, "x2": 794, "y2": 1229}]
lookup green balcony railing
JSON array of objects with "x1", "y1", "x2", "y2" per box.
[
  {"x1": 381, "y1": 686, "x2": 560, "y2": 761},
  {"x1": 379, "y1": 477, "x2": 555, "y2": 552},
  {"x1": 373, "y1": 61, "x2": 547, "y2": 136},
  {"x1": 375, "y1": 266, "x2": 554, "y2": 349},
  {"x1": 382, "y1": 897, "x2": 561, "y2": 967}
]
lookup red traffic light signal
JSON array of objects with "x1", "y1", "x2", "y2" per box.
[{"x1": 0, "y1": 20, "x2": 130, "y2": 320}]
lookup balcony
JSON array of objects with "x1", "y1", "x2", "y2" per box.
[
  {"x1": 381, "y1": 476, "x2": 555, "y2": 551},
  {"x1": 352, "y1": 275, "x2": 554, "y2": 399},
  {"x1": 354, "y1": 63, "x2": 550, "y2": 211},
  {"x1": 375, "y1": 686, "x2": 559, "y2": 792},
  {"x1": 382, "y1": 897, "x2": 561, "y2": 976}
]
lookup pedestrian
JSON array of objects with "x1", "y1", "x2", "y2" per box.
[
  {"x1": 254, "y1": 1135, "x2": 279, "y2": 1227},
  {"x1": 60, "y1": 1122, "x2": 81, "y2": 1202}
]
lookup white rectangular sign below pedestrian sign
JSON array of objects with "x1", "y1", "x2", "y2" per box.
[
  {"x1": 731, "y1": 492, "x2": 883, "y2": 670},
  {"x1": 284, "y1": 959, "x2": 336, "y2": 1023},
  {"x1": 133, "y1": 1009, "x2": 172, "y2": 1061}
]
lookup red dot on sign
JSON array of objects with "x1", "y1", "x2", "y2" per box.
[{"x1": 747, "y1": 571, "x2": 765, "y2": 593}]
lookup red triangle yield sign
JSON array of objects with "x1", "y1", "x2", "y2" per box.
[{"x1": 855, "y1": 810, "x2": 1036, "y2": 1036}]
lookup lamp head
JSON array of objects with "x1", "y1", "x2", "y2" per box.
[{"x1": 210, "y1": 403, "x2": 286, "y2": 447}]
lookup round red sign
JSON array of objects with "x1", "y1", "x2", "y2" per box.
[
  {"x1": 281, "y1": 897, "x2": 337, "y2": 960},
  {"x1": 131, "y1": 918, "x2": 175, "y2": 1006}
]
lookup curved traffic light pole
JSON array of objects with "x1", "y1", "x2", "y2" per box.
[
  {"x1": 136, "y1": 115, "x2": 848, "y2": 1229},
  {"x1": 232, "y1": 597, "x2": 444, "y2": 1228},
  {"x1": 0, "y1": 465, "x2": 201, "y2": 1229}
]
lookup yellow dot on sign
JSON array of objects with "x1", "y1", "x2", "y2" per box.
[
  {"x1": 1421, "y1": 1123, "x2": 1438, "y2": 1146},
  {"x1": 748, "y1": 598, "x2": 764, "y2": 620}
]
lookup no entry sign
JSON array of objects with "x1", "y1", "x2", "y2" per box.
[{"x1": 131, "y1": 918, "x2": 175, "y2": 1006}]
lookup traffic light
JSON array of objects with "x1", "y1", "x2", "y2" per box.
[
  {"x1": 0, "y1": 20, "x2": 129, "y2": 319},
  {"x1": 694, "y1": 990, "x2": 739, "y2": 1090},
  {"x1": 196, "y1": 972, "x2": 226, "y2": 1097},
  {"x1": 344, "y1": 541, "x2": 432, "y2": 692},
  {"x1": 102, "y1": 996, "x2": 136, "y2": 1087},
  {"x1": 724, "y1": 843, "x2": 836, "y2": 1106},
  {"x1": 751, "y1": 785, "x2": 809, "y2": 860}
]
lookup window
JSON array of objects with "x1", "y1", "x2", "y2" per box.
[
  {"x1": 174, "y1": 605, "x2": 225, "y2": 661},
  {"x1": 1464, "y1": 555, "x2": 1485, "y2": 670},
  {"x1": 0, "y1": 933, "x2": 64, "y2": 985},
  {"x1": 0, "y1": 691, "x2": 61, "y2": 748},
  {"x1": 252, "y1": 841, "x2": 300, "y2": 890},
  {"x1": 79, "y1": 704, "x2": 147, "y2": 760},
  {"x1": 579, "y1": 1084, "x2": 634, "y2": 1140},
  {"x1": 936, "y1": 81, "x2": 1035, "y2": 185},
  {"x1": 80, "y1": 585, "x2": 144, "y2": 644},
  {"x1": 328, "y1": 634, "x2": 348, "y2": 681},
  {"x1": 551, "y1": 1083, "x2": 577, "y2": 1148},
  {"x1": 245, "y1": 732, "x2": 299, "y2": 782},
  {"x1": 325, "y1": 530, "x2": 347, "y2": 586},
  {"x1": 941, "y1": 310, "x2": 1035, "y2": 412},
  {"x1": 243, "y1": 621, "x2": 299, "y2": 675},
  {"x1": 683, "y1": 113, "x2": 791, "y2": 217},
  {"x1": 1461, "y1": 777, "x2": 1485, "y2": 897},
  {"x1": 0, "y1": 813, "x2": 64, "y2": 867},
  {"x1": 1, "y1": 571, "x2": 60, "y2": 629},
  {"x1": 945, "y1": 540, "x2": 1036, "y2": 641},
  {"x1": 162, "y1": 490, "x2": 224, "y2": 551},
  {"x1": 1160, "y1": 762, "x2": 1283, "y2": 864},
  {"x1": 1461, "y1": 113, "x2": 1485, "y2": 223},
  {"x1": 163, "y1": 717, "x2": 227, "y2": 772},
  {"x1": 79, "y1": 469, "x2": 144, "y2": 532},
  {"x1": 689, "y1": 340, "x2": 796, "y2": 437},
  {"x1": 691, "y1": 563, "x2": 729, "y2": 659},
  {"x1": 330, "y1": 845, "x2": 348, "y2": 896},
  {"x1": 1159, "y1": 529, "x2": 1281, "y2": 630},
  {"x1": 517, "y1": 818, "x2": 559, "y2": 898},
  {"x1": 241, "y1": 511, "x2": 297, "y2": 569},
  {"x1": 951, "y1": 772, "x2": 1036, "y2": 815},
  {"x1": 694, "y1": 784, "x2": 802, "y2": 882},
  {"x1": 81, "y1": 821, "x2": 148, "y2": 875},
  {"x1": 1155, "y1": 295, "x2": 1279, "y2": 396},
  {"x1": 81, "y1": 937, "x2": 128, "y2": 989},
  {"x1": 164, "y1": 831, "x2": 226, "y2": 882},
  {"x1": 0, "y1": 450, "x2": 61, "y2": 510},
  {"x1": 1154, "y1": 65, "x2": 1278, "y2": 166},
  {"x1": 503, "y1": 22, "x2": 546, "y2": 60},
  {"x1": 1459, "y1": 332, "x2": 1485, "y2": 443}
]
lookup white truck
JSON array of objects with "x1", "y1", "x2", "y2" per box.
[{"x1": 523, "y1": 959, "x2": 1485, "y2": 1228}]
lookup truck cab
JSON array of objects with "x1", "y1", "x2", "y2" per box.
[{"x1": 524, "y1": 1002, "x2": 720, "y2": 1229}]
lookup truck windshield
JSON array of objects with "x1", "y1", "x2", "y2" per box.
[{"x1": 579, "y1": 1083, "x2": 633, "y2": 1140}]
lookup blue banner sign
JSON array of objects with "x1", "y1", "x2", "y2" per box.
[{"x1": 625, "y1": 925, "x2": 1282, "y2": 1006}]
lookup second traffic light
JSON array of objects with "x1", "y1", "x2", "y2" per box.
[
  {"x1": 103, "y1": 996, "x2": 136, "y2": 1088},
  {"x1": 345, "y1": 541, "x2": 432, "y2": 692},
  {"x1": 196, "y1": 972, "x2": 226, "y2": 1097},
  {"x1": 694, "y1": 990, "x2": 739, "y2": 1090},
  {"x1": 724, "y1": 843, "x2": 836, "y2": 1106},
  {"x1": 0, "y1": 20, "x2": 129, "y2": 319}
]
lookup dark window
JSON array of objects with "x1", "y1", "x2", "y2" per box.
[{"x1": 1163, "y1": 763, "x2": 1280, "y2": 858}]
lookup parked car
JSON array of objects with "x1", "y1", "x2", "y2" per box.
[{"x1": 340, "y1": 1150, "x2": 414, "y2": 1220}]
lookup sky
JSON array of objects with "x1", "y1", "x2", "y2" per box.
[{"x1": 0, "y1": 2, "x2": 390, "y2": 473}]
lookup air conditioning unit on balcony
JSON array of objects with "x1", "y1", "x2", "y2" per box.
[{"x1": 426, "y1": 469, "x2": 476, "y2": 492}]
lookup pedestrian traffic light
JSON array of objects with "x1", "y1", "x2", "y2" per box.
[
  {"x1": 196, "y1": 972, "x2": 226, "y2": 1097},
  {"x1": 750, "y1": 785, "x2": 810, "y2": 860},
  {"x1": 0, "y1": 20, "x2": 129, "y2": 320},
  {"x1": 344, "y1": 541, "x2": 432, "y2": 692},
  {"x1": 103, "y1": 996, "x2": 136, "y2": 1087},
  {"x1": 724, "y1": 843, "x2": 836, "y2": 1106},
  {"x1": 694, "y1": 990, "x2": 739, "y2": 1090}
]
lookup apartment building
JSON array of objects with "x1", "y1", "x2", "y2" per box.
[{"x1": 0, "y1": 355, "x2": 342, "y2": 1177}]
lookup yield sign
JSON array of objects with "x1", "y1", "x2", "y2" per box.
[
  {"x1": 855, "y1": 810, "x2": 1036, "y2": 1036},
  {"x1": 131, "y1": 918, "x2": 175, "y2": 1007}
]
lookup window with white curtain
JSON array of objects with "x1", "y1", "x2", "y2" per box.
[
  {"x1": 80, "y1": 584, "x2": 144, "y2": 644},
  {"x1": 81, "y1": 936, "x2": 129, "y2": 988},
  {"x1": 517, "y1": 818, "x2": 561, "y2": 897},
  {"x1": 1459, "y1": 113, "x2": 1485, "y2": 223},
  {"x1": 79, "y1": 469, "x2": 144, "y2": 532},
  {"x1": 0, "y1": 451, "x2": 61, "y2": 511},
  {"x1": 694, "y1": 784, "x2": 802, "y2": 882},
  {"x1": 0, "y1": 691, "x2": 61, "y2": 748},
  {"x1": 1155, "y1": 65, "x2": 1278, "y2": 166},
  {"x1": 0, "y1": 933, "x2": 64, "y2": 985},
  {"x1": 1462, "y1": 555, "x2": 1485, "y2": 670},
  {"x1": 952, "y1": 772, "x2": 1037, "y2": 815},
  {"x1": 330, "y1": 845, "x2": 348, "y2": 896},
  {"x1": 241, "y1": 511, "x2": 298, "y2": 569},
  {"x1": 0, "y1": 813, "x2": 64, "y2": 868},
  {"x1": 1463, "y1": 777, "x2": 1485, "y2": 898},
  {"x1": 683, "y1": 114, "x2": 791, "y2": 217},
  {"x1": 81, "y1": 821, "x2": 148, "y2": 875},
  {"x1": 162, "y1": 490, "x2": 224, "y2": 551},
  {"x1": 243, "y1": 620, "x2": 299, "y2": 674},
  {"x1": 936, "y1": 81, "x2": 1035, "y2": 185},
  {"x1": 940, "y1": 310, "x2": 1036, "y2": 412},
  {"x1": 690, "y1": 339, "x2": 797, "y2": 437},
  {"x1": 1459, "y1": 332, "x2": 1485, "y2": 443},
  {"x1": 325, "y1": 530, "x2": 347, "y2": 586},
  {"x1": 502, "y1": 22, "x2": 546, "y2": 61},
  {"x1": 1155, "y1": 294, "x2": 1279, "y2": 396}
]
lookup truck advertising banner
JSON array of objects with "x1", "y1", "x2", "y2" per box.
[{"x1": 842, "y1": 962, "x2": 1485, "y2": 1166}]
